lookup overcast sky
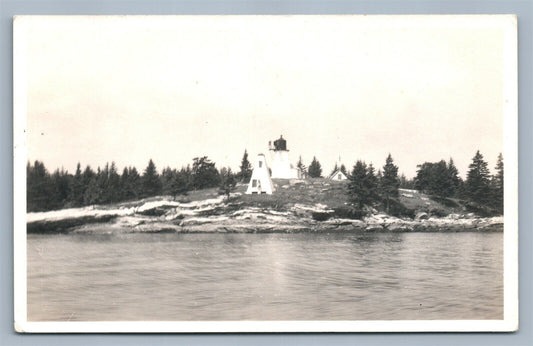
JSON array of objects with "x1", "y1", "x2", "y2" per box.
[{"x1": 21, "y1": 15, "x2": 510, "y2": 178}]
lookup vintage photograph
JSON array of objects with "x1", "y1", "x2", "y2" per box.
[{"x1": 13, "y1": 15, "x2": 518, "y2": 332}]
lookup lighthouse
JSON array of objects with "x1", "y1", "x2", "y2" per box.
[{"x1": 269, "y1": 135, "x2": 299, "y2": 179}]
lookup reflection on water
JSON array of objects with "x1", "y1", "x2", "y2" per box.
[{"x1": 27, "y1": 231, "x2": 503, "y2": 321}]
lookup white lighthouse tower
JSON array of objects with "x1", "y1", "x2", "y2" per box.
[{"x1": 269, "y1": 135, "x2": 298, "y2": 179}]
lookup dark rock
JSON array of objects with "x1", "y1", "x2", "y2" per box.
[{"x1": 27, "y1": 214, "x2": 117, "y2": 233}]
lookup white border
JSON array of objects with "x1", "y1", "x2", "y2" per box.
[
  {"x1": 13, "y1": 15, "x2": 28, "y2": 333},
  {"x1": 13, "y1": 14, "x2": 518, "y2": 333}
]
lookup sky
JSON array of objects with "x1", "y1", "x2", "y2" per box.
[{"x1": 20, "y1": 15, "x2": 511, "y2": 178}]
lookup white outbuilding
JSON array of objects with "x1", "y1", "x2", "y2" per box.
[
  {"x1": 246, "y1": 154, "x2": 275, "y2": 194},
  {"x1": 329, "y1": 169, "x2": 348, "y2": 181}
]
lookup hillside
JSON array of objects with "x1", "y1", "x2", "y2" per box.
[{"x1": 26, "y1": 178, "x2": 503, "y2": 234}]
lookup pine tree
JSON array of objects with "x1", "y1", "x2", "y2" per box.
[
  {"x1": 308, "y1": 156, "x2": 322, "y2": 178},
  {"x1": 432, "y1": 160, "x2": 450, "y2": 197},
  {"x1": 297, "y1": 156, "x2": 307, "y2": 178},
  {"x1": 381, "y1": 154, "x2": 400, "y2": 213},
  {"x1": 492, "y1": 153, "x2": 504, "y2": 213},
  {"x1": 446, "y1": 158, "x2": 461, "y2": 197},
  {"x1": 219, "y1": 167, "x2": 237, "y2": 200},
  {"x1": 365, "y1": 164, "x2": 380, "y2": 203},
  {"x1": 68, "y1": 163, "x2": 84, "y2": 207},
  {"x1": 347, "y1": 161, "x2": 378, "y2": 210},
  {"x1": 348, "y1": 161, "x2": 368, "y2": 209},
  {"x1": 106, "y1": 162, "x2": 121, "y2": 203},
  {"x1": 121, "y1": 166, "x2": 142, "y2": 200},
  {"x1": 142, "y1": 159, "x2": 162, "y2": 197},
  {"x1": 161, "y1": 167, "x2": 175, "y2": 196},
  {"x1": 465, "y1": 150, "x2": 492, "y2": 205},
  {"x1": 192, "y1": 156, "x2": 220, "y2": 189},
  {"x1": 84, "y1": 167, "x2": 103, "y2": 205},
  {"x1": 239, "y1": 150, "x2": 252, "y2": 183},
  {"x1": 27, "y1": 160, "x2": 52, "y2": 211},
  {"x1": 49, "y1": 168, "x2": 71, "y2": 210},
  {"x1": 414, "y1": 159, "x2": 460, "y2": 198},
  {"x1": 170, "y1": 168, "x2": 190, "y2": 199}
]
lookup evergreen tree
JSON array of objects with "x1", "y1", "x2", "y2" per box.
[
  {"x1": 119, "y1": 167, "x2": 130, "y2": 200},
  {"x1": 465, "y1": 150, "x2": 492, "y2": 205},
  {"x1": 414, "y1": 162, "x2": 433, "y2": 193},
  {"x1": 50, "y1": 168, "x2": 71, "y2": 210},
  {"x1": 347, "y1": 161, "x2": 378, "y2": 210},
  {"x1": 381, "y1": 154, "x2": 400, "y2": 213},
  {"x1": 365, "y1": 164, "x2": 380, "y2": 203},
  {"x1": 432, "y1": 160, "x2": 451, "y2": 197},
  {"x1": 348, "y1": 161, "x2": 368, "y2": 209},
  {"x1": 121, "y1": 166, "x2": 142, "y2": 201},
  {"x1": 82, "y1": 165, "x2": 96, "y2": 189},
  {"x1": 68, "y1": 163, "x2": 84, "y2": 207},
  {"x1": 27, "y1": 160, "x2": 52, "y2": 212},
  {"x1": 296, "y1": 156, "x2": 307, "y2": 178},
  {"x1": 446, "y1": 158, "x2": 461, "y2": 197},
  {"x1": 161, "y1": 167, "x2": 176, "y2": 196},
  {"x1": 376, "y1": 169, "x2": 383, "y2": 182},
  {"x1": 83, "y1": 167, "x2": 101, "y2": 205},
  {"x1": 170, "y1": 168, "x2": 191, "y2": 199},
  {"x1": 106, "y1": 162, "x2": 121, "y2": 203},
  {"x1": 414, "y1": 159, "x2": 460, "y2": 197},
  {"x1": 191, "y1": 156, "x2": 220, "y2": 189},
  {"x1": 142, "y1": 159, "x2": 162, "y2": 197},
  {"x1": 308, "y1": 156, "x2": 322, "y2": 178},
  {"x1": 239, "y1": 150, "x2": 252, "y2": 183},
  {"x1": 492, "y1": 153, "x2": 504, "y2": 213},
  {"x1": 81, "y1": 166, "x2": 98, "y2": 205},
  {"x1": 219, "y1": 167, "x2": 237, "y2": 200},
  {"x1": 97, "y1": 163, "x2": 110, "y2": 203}
]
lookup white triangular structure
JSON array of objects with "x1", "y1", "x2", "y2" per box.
[
  {"x1": 246, "y1": 154, "x2": 275, "y2": 194},
  {"x1": 329, "y1": 169, "x2": 348, "y2": 181}
]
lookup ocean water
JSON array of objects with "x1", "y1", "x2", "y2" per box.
[{"x1": 27, "y1": 231, "x2": 503, "y2": 321}]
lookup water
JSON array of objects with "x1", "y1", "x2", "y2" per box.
[{"x1": 27, "y1": 231, "x2": 503, "y2": 321}]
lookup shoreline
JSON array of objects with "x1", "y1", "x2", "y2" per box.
[{"x1": 26, "y1": 194, "x2": 503, "y2": 234}]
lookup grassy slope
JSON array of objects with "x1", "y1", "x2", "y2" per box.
[
  {"x1": 397, "y1": 189, "x2": 463, "y2": 216},
  {"x1": 237, "y1": 178, "x2": 349, "y2": 210},
  {"x1": 101, "y1": 179, "x2": 462, "y2": 218},
  {"x1": 236, "y1": 179, "x2": 461, "y2": 217}
]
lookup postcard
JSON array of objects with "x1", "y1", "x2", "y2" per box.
[{"x1": 13, "y1": 15, "x2": 518, "y2": 332}]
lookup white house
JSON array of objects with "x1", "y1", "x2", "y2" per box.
[
  {"x1": 246, "y1": 154, "x2": 275, "y2": 194},
  {"x1": 269, "y1": 135, "x2": 299, "y2": 179},
  {"x1": 329, "y1": 169, "x2": 348, "y2": 181}
]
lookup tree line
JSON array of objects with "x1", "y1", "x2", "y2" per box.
[
  {"x1": 27, "y1": 154, "x2": 245, "y2": 212},
  {"x1": 343, "y1": 151, "x2": 504, "y2": 215},
  {"x1": 28, "y1": 148, "x2": 503, "y2": 215}
]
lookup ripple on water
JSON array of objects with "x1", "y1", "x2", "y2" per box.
[{"x1": 27, "y1": 231, "x2": 503, "y2": 321}]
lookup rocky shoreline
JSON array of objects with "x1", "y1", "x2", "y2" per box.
[{"x1": 26, "y1": 195, "x2": 503, "y2": 234}]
